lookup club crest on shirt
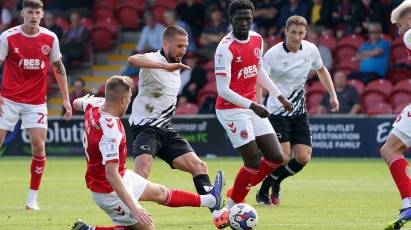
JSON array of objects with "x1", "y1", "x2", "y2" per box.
[
  {"x1": 254, "y1": 48, "x2": 261, "y2": 58},
  {"x1": 41, "y1": 45, "x2": 51, "y2": 55}
]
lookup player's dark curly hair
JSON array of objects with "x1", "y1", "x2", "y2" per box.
[{"x1": 228, "y1": 0, "x2": 255, "y2": 18}]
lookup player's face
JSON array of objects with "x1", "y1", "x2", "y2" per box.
[
  {"x1": 396, "y1": 14, "x2": 411, "y2": 35},
  {"x1": 165, "y1": 35, "x2": 188, "y2": 63},
  {"x1": 231, "y1": 9, "x2": 253, "y2": 40},
  {"x1": 285, "y1": 24, "x2": 306, "y2": 49},
  {"x1": 21, "y1": 7, "x2": 43, "y2": 29}
]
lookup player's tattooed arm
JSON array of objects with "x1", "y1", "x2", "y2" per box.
[
  {"x1": 128, "y1": 54, "x2": 190, "y2": 72},
  {"x1": 53, "y1": 59, "x2": 72, "y2": 120},
  {"x1": 53, "y1": 59, "x2": 66, "y2": 76}
]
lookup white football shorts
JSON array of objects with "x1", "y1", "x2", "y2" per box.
[
  {"x1": 392, "y1": 104, "x2": 411, "y2": 148},
  {"x1": 92, "y1": 170, "x2": 148, "y2": 226},
  {"x1": 216, "y1": 108, "x2": 275, "y2": 148},
  {"x1": 0, "y1": 98, "x2": 47, "y2": 131}
]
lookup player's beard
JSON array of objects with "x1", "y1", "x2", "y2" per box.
[{"x1": 168, "y1": 53, "x2": 183, "y2": 63}]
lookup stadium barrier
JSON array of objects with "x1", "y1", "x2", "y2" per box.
[{"x1": 0, "y1": 115, "x2": 399, "y2": 157}]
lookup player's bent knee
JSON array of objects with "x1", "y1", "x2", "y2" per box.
[
  {"x1": 134, "y1": 156, "x2": 152, "y2": 178},
  {"x1": 136, "y1": 166, "x2": 150, "y2": 179},
  {"x1": 295, "y1": 153, "x2": 311, "y2": 165},
  {"x1": 282, "y1": 153, "x2": 290, "y2": 165},
  {"x1": 142, "y1": 182, "x2": 168, "y2": 203},
  {"x1": 380, "y1": 143, "x2": 396, "y2": 162},
  {"x1": 155, "y1": 184, "x2": 168, "y2": 204},
  {"x1": 31, "y1": 141, "x2": 45, "y2": 156},
  {"x1": 244, "y1": 159, "x2": 260, "y2": 170}
]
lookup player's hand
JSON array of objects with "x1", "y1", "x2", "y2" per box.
[
  {"x1": 330, "y1": 95, "x2": 339, "y2": 112},
  {"x1": 277, "y1": 95, "x2": 293, "y2": 112},
  {"x1": 63, "y1": 99, "x2": 73, "y2": 121},
  {"x1": 0, "y1": 95, "x2": 4, "y2": 117},
  {"x1": 249, "y1": 102, "x2": 270, "y2": 118},
  {"x1": 163, "y1": 63, "x2": 191, "y2": 72},
  {"x1": 130, "y1": 207, "x2": 153, "y2": 225}
]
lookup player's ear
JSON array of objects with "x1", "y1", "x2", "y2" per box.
[
  {"x1": 163, "y1": 39, "x2": 169, "y2": 50},
  {"x1": 122, "y1": 94, "x2": 128, "y2": 104}
]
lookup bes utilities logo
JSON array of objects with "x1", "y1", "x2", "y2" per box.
[
  {"x1": 18, "y1": 59, "x2": 45, "y2": 70},
  {"x1": 237, "y1": 65, "x2": 257, "y2": 79}
]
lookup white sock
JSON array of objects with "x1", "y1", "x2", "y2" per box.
[
  {"x1": 402, "y1": 197, "x2": 411, "y2": 209},
  {"x1": 227, "y1": 199, "x2": 236, "y2": 209},
  {"x1": 200, "y1": 194, "x2": 216, "y2": 208},
  {"x1": 27, "y1": 189, "x2": 38, "y2": 203}
]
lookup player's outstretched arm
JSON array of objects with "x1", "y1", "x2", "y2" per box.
[
  {"x1": 52, "y1": 59, "x2": 72, "y2": 120},
  {"x1": 128, "y1": 54, "x2": 190, "y2": 72},
  {"x1": 105, "y1": 163, "x2": 153, "y2": 225},
  {"x1": 316, "y1": 66, "x2": 339, "y2": 112}
]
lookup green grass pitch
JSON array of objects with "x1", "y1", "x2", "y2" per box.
[{"x1": 0, "y1": 157, "x2": 407, "y2": 230}]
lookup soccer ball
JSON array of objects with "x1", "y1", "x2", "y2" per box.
[{"x1": 228, "y1": 203, "x2": 258, "y2": 230}]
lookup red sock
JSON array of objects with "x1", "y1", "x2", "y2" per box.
[
  {"x1": 161, "y1": 189, "x2": 201, "y2": 207},
  {"x1": 231, "y1": 166, "x2": 258, "y2": 203},
  {"x1": 389, "y1": 155, "x2": 411, "y2": 199},
  {"x1": 252, "y1": 158, "x2": 281, "y2": 186},
  {"x1": 30, "y1": 156, "x2": 46, "y2": 190},
  {"x1": 95, "y1": 226, "x2": 131, "y2": 230}
]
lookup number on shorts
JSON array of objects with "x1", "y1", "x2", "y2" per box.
[
  {"x1": 37, "y1": 113, "x2": 46, "y2": 124},
  {"x1": 82, "y1": 132, "x2": 90, "y2": 161}
]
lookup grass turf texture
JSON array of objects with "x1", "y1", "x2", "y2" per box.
[{"x1": 0, "y1": 157, "x2": 406, "y2": 230}]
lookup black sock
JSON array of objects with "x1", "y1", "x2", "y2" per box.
[
  {"x1": 258, "y1": 175, "x2": 273, "y2": 197},
  {"x1": 193, "y1": 174, "x2": 212, "y2": 195},
  {"x1": 259, "y1": 159, "x2": 305, "y2": 197},
  {"x1": 194, "y1": 174, "x2": 213, "y2": 212},
  {"x1": 271, "y1": 158, "x2": 305, "y2": 183}
]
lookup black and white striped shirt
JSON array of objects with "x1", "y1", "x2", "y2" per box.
[
  {"x1": 263, "y1": 40, "x2": 323, "y2": 117},
  {"x1": 129, "y1": 50, "x2": 181, "y2": 129}
]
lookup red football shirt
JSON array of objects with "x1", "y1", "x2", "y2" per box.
[
  {"x1": 214, "y1": 31, "x2": 263, "y2": 110},
  {"x1": 0, "y1": 26, "x2": 61, "y2": 104},
  {"x1": 82, "y1": 98, "x2": 127, "y2": 193}
]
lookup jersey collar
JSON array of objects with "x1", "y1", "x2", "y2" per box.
[
  {"x1": 19, "y1": 25, "x2": 41, "y2": 38},
  {"x1": 230, "y1": 31, "x2": 250, "y2": 44},
  {"x1": 282, "y1": 42, "x2": 303, "y2": 53},
  {"x1": 160, "y1": 49, "x2": 171, "y2": 63}
]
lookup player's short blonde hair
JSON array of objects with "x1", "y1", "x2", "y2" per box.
[
  {"x1": 391, "y1": 0, "x2": 411, "y2": 23},
  {"x1": 286, "y1": 15, "x2": 307, "y2": 29},
  {"x1": 105, "y1": 75, "x2": 133, "y2": 100},
  {"x1": 163, "y1": 25, "x2": 188, "y2": 41},
  {"x1": 22, "y1": 0, "x2": 43, "y2": 9}
]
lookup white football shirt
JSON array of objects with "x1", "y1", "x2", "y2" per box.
[
  {"x1": 129, "y1": 50, "x2": 181, "y2": 129},
  {"x1": 263, "y1": 40, "x2": 323, "y2": 116}
]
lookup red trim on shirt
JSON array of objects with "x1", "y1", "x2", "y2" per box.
[{"x1": 106, "y1": 159, "x2": 119, "y2": 164}]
